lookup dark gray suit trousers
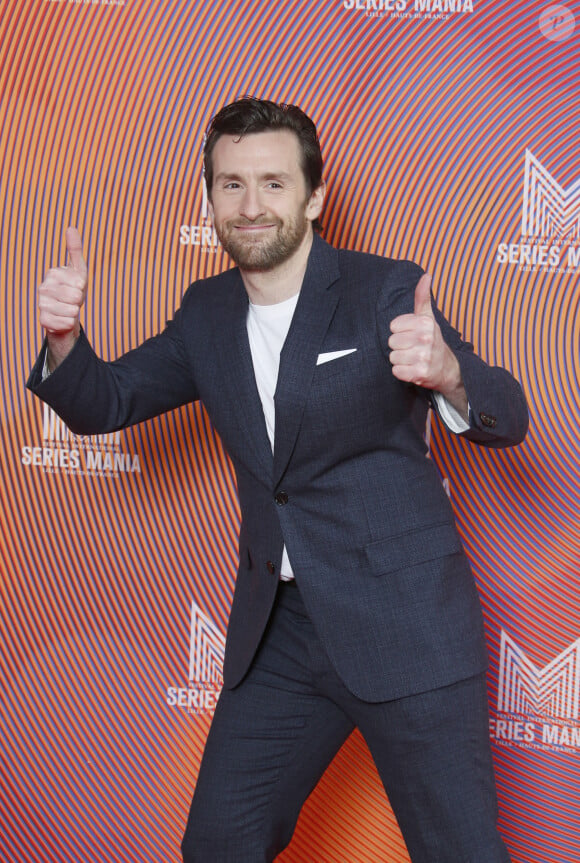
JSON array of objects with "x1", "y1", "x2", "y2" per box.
[{"x1": 181, "y1": 580, "x2": 510, "y2": 862}]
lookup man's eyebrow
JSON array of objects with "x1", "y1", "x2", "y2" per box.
[
  {"x1": 213, "y1": 170, "x2": 294, "y2": 183},
  {"x1": 213, "y1": 171, "x2": 241, "y2": 182},
  {"x1": 261, "y1": 171, "x2": 293, "y2": 181}
]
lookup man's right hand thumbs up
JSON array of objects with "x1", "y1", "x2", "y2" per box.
[{"x1": 38, "y1": 227, "x2": 88, "y2": 370}]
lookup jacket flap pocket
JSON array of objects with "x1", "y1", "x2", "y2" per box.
[{"x1": 365, "y1": 522, "x2": 463, "y2": 577}]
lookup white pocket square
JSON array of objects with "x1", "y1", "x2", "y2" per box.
[{"x1": 316, "y1": 348, "x2": 357, "y2": 365}]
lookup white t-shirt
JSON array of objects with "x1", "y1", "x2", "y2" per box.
[{"x1": 247, "y1": 293, "x2": 299, "y2": 580}]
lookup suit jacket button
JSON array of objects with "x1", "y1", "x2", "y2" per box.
[
  {"x1": 479, "y1": 412, "x2": 497, "y2": 428},
  {"x1": 275, "y1": 491, "x2": 289, "y2": 505},
  {"x1": 266, "y1": 561, "x2": 276, "y2": 575}
]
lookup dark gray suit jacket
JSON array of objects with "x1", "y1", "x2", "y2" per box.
[{"x1": 28, "y1": 235, "x2": 529, "y2": 702}]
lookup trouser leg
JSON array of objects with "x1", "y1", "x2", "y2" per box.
[
  {"x1": 353, "y1": 674, "x2": 510, "y2": 863},
  {"x1": 181, "y1": 582, "x2": 353, "y2": 863}
]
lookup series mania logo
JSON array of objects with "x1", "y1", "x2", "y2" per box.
[
  {"x1": 179, "y1": 178, "x2": 219, "y2": 250},
  {"x1": 496, "y1": 150, "x2": 580, "y2": 274},
  {"x1": 343, "y1": 0, "x2": 473, "y2": 18},
  {"x1": 166, "y1": 602, "x2": 225, "y2": 715},
  {"x1": 490, "y1": 630, "x2": 580, "y2": 753},
  {"x1": 21, "y1": 404, "x2": 140, "y2": 477}
]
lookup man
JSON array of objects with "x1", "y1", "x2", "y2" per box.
[{"x1": 28, "y1": 97, "x2": 528, "y2": 862}]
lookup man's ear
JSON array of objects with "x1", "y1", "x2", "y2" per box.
[{"x1": 306, "y1": 180, "x2": 326, "y2": 222}]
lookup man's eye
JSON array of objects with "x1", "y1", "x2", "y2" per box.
[
  {"x1": 224, "y1": 182, "x2": 241, "y2": 190},
  {"x1": 267, "y1": 182, "x2": 282, "y2": 189}
]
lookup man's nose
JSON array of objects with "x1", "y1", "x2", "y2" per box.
[{"x1": 239, "y1": 187, "x2": 265, "y2": 221}]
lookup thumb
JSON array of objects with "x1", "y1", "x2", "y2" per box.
[
  {"x1": 414, "y1": 273, "x2": 433, "y2": 317},
  {"x1": 66, "y1": 226, "x2": 87, "y2": 276}
]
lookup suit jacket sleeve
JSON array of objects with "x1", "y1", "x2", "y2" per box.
[
  {"x1": 431, "y1": 304, "x2": 529, "y2": 448},
  {"x1": 26, "y1": 298, "x2": 200, "y2": 435},
  {"x1": 377, "y1": 260, "x2": 529, "y2": 449}
]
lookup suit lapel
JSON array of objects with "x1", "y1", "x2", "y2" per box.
[
  {"x1": 273, "y1": 236, "x2": 341, "y2": 484},
  {"x1": 223, "y1": 271, "x2": 274, "y2": 479}
]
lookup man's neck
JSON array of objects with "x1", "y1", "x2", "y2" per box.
[{"x1": 240, "y1": 232, "x2": 314, "y2": 306}]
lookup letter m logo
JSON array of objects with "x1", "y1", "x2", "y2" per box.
[
  {"x1": 188, "y1": 602, "x2": 225, "y2": 685},
  {"x1": 497, "y1": 630, "x2": 580, "y2": 719},
  {"x1": 521, "y1": 149, "x2": 580, "y2": 240}
]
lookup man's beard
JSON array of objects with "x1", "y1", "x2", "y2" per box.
[{"x1": 214, "y1": 212, "x2": 310, "y2": 272}]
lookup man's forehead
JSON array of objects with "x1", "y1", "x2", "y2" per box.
[{"x1": 212, "y1": 129, "x2": 301, "y2": 161}]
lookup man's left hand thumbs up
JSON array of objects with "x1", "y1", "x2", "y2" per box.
[{"x1": 388, "y1": 273, "x2": 463, "y2": 399}]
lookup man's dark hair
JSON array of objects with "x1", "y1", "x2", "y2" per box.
[{"x1": 203, "y1": 97, "x2": 324, "y2": 231}]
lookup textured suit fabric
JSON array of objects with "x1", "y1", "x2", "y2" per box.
[{"x1": 27, "y1": 234, "x2": 529, "y2": 704}]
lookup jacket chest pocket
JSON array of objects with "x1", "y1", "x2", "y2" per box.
[{"x1": 306, "y1": 350, "x2": 394, "y2": 430}]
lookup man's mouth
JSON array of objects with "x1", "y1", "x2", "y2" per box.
[{"x1": 234, "y1": 223, "x2": 276, "y2": 231}]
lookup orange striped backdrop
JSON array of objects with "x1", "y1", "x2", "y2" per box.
[{"x1": 1, "y1": 1, "x2": 579, "y2": 860}]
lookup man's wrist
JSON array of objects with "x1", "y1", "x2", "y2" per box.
[
  {"x1": 46, "y1": 330, "x2": 79, "y2": 373},
  {"x1": 432, "y1": 392, "x2": 470, "y2": 433},
  {"x1": 435, "y1": 350, "x2": 468, "y2": 420}
]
